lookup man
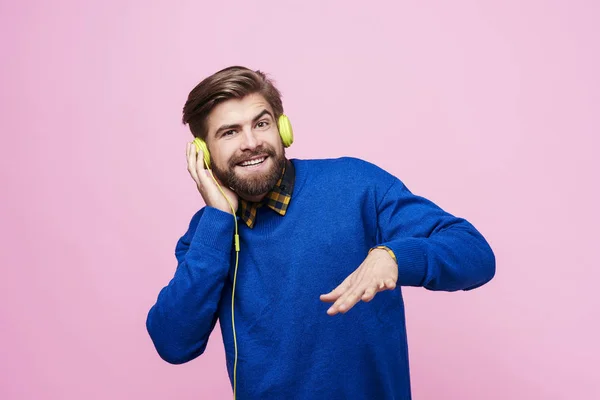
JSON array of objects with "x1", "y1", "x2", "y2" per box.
[{"x1": 146, "y1": 66, "x2": 495, "y2": 399}]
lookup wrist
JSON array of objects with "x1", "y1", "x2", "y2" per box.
[{"x1": 370, "y1": 246, "x2": 397, "y2": 265}]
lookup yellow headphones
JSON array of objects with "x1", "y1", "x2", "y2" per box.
[
  {"x1": 193, "y1": 114, "x2": 294, "y2": 168},
  {"x1": 191, "y1": 113, "x2": 293, "y2": 400}
]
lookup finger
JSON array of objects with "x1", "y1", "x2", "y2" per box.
[
  {"x1": 190, "y1": 141, "x2": 215, "y2": 189},
  {"x1": 187, "y1": 142, "x2": 201, "y2": 186},
  {"x1": 338, "y1": 275, "x2": 389, "y2": 311},
  {"x1": 324, "y1": 259, "x2": 368, "y2": 304},
  {"x1": 327, "y1": 267, "x2": 369, "y2": 313},
  {"x1": 320, "y1": 275, "x2": 353, "y2": 303},
  {"x1": 384, "y1": 278, "x2": 396, "y2": 290},
  {"x1": 329, "y1": 279, "x2": 368, "y2": 315},
  {"x1": 195, "y1": 143, "x2": 208, "y2": 171},
  {"x1": 186, "y1": 142, "x2": 193, "y2": 166},
  {"x1": 195, "y1": 149, "x2": 205, "y2": 178},
  {"x1": 320, "y1": 287, "x2": 346, "y2": 303},
  {"x1": 195, "y1": 146, "x2": 216, "y2": 189},
  {"x1": 333, "y1": 286, "x2": 366, "y2": 314},
  {"x1": 361, "y1": 277, "x2": 395, "y2": 303},
  {"x1": 361, "y1": 284, "x2": 379, "y2": 302}
]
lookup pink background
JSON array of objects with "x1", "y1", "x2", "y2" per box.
[{"x1": 1, "y1": 1, "x2": 598, "y2": 399}]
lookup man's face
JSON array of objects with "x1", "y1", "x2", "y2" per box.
[{"x1": 205, "y1": 93, "x2": 285, "y2": 200}]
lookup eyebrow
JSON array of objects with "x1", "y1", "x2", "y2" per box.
[{"x1": 214, "y1": 109, "x2": 274, "y2": 137}]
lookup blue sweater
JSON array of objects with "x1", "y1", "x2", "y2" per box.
[{"x1": 146, "y1": 157, "x2": 495, "y2": 399}]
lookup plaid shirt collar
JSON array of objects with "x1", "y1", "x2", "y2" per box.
[{"x1": 238, "y1": 159, "x2": 295, "y2": 229}]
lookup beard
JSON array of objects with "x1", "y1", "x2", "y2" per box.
[{"x1": 211, "y1": 144, "x2": 286, "y2": 198}]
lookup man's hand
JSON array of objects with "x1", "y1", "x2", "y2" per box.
[
  {"x1": 186, "y1": 142, "x2": 238, "y2": 215},
  {"x1": 320, "y1": 248, "x2": 398, "y2": 315}
]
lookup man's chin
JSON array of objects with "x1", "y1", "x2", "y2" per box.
[
  {"x1": 229, "y1": 159, "x2": 283, "y2": 198},
  {"x1": 230, "y1": 174, "x2": 277, "y2": 198}
]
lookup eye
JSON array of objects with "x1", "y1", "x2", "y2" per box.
[
  {"x1": 222, "y1": 130, "x2": 236, "y2": 137},
  {"x1": 256, "y1": 120, "x2": 269, "y2": 129}
]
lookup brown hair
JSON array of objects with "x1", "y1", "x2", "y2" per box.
[{"x1": 182, "y1": 66, "x2": 284, "y2": 140}]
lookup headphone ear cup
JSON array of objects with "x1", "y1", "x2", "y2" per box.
[
  {"x1": 277, "y1": 114, "x2": 294, "y2": 148},
  {"x1": 193, "y1": 137, "x2": 211, "y2": 168}
]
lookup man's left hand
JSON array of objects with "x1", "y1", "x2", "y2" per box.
[{"x1": 320, "y1": 248, "x2": 398, "y2": 316}]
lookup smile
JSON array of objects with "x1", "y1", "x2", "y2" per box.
[{"x1": 238, "y1": 156, "x2": 267, "y2": 167}]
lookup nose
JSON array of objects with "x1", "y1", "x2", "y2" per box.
[{"x1": 239, "y1": 127, "x2": 260, "y2": 151}]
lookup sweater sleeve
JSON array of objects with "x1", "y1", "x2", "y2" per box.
[
  {"x1": 146, "y1": 206, "x2": 235, "y2": 364},
  {"x1": 375, "y1": 179, "x2": 495, "y2": 291}
]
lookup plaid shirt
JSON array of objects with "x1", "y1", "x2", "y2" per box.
[{"x1": 238, "y1": 159, "x2": 295, "y2": 229}]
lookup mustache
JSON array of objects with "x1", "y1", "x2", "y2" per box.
[{"x1": 229, "y1": 145, "x2": 276, "y2": 166}]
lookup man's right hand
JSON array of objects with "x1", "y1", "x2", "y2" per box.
[{"x1": 186, "y1": 142, "x2": 239, "y2": 215}]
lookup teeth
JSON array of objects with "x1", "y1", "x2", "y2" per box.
[{"x1": 240, "y1": 157, "x2": 266, "y2": 167}]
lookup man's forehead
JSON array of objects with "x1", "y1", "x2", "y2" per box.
[{"x1": 210, "y1": 94, "x2": 273, "y2": 123}]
